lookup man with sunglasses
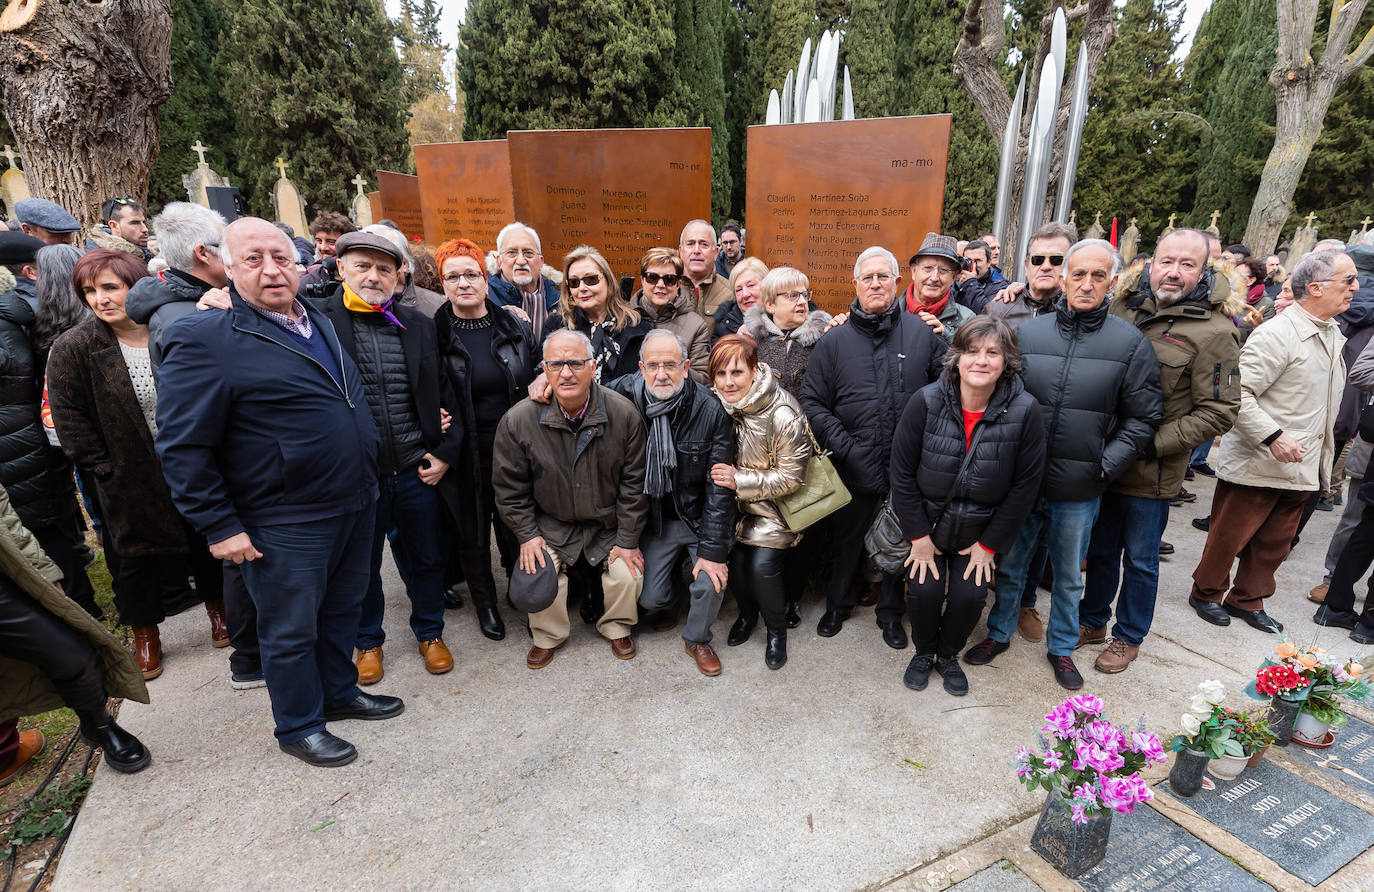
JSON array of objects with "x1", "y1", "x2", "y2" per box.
[
  {"x1": 985, "y1": 223, "x2": 1075, "y2": 327},
  {"x1": 489, "y1": 222, "x2": 560, "y2": 341},
  {"x1": 494, "y1": 329, "x2": 648, "y2": 670},
  {"x1": 88, "y1": 196, "x2": 152, "y2": 261}
]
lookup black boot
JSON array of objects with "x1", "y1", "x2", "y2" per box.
[
  {"x1": 79, "y1": 713, "x2": 151, "y2": 773},
  {"x1": 476, "y1": 605, "x2": 506, "y2": 640},
  {"x1": 764, "y1": 629, "x2": 787, "y2": 670},
  {"x1": 785, "y1": 601, "x2": 801, "y2": 629},
  {"x1": 728, "y1": 612, "x2": 758, "y2": 646}
]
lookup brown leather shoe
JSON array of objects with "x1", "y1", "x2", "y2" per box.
[
  {"x1": 1017, "y1": 607, "x2": 1044, "y2": 643},
  {"x1": 355, "y1": 647, "x2": 383, "y2": 685},
  {"x1": 205, "y1": 599, "x2": 230, "y2": 648},
  {"x1": 1075, "y1": 624, "x2": 1107, "y2": 649},
  {"x1": 418, "y1": 638, "x2": 453, "y2": 674},
  {"x1": 1094, "y1": 638, "x2": 1140, "y2": 674},
  {"x1": 527, "y1": 643, "x2": 560, "y2": 669},
  {"x1": 0, "y1": 730, "x2": 45, "y2": 786},
  {"x1": 1309, "y1": 582, "x2": 1329, "y2": 604},
  {"x1": 685, "y1": 642, "x2": 722, "y2": 676},
  {"x1": 132, "y1": 626, "x2": 163, "y2": 680},
  {"x1": 610, "y1": 635, "x2": 637, "y2": 660}
]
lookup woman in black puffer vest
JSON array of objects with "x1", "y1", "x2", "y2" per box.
[{"x1": 889, "y1": 317, "x2": 1046, "y2": 696}]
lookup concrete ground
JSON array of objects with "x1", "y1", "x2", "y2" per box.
[{"x1": 52, "y1": 474, "x2": 1366, "y2": 890}]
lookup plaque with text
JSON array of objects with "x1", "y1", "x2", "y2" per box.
[
  {"x1": 1290, "y1": 716, "x2": 1374, "y2": 794},
  {"x1": 368, "y1": 191, "x2": 382, "y2": 224},
  {"x1": 375, "y1": 171, "x2": 425, "y2": 245},
  {"x1": 1158, "y1": 761, "x2": 1374, "y2": 885},
  {"x1": 414, "y1": 141, "x2": 514, "y2": 249},
  {"x1": 507, "y1": 128, "x2": 711, "y2": 281},
  {"x1": 745, "y1": 116, "x2": 951, "y2": 314},
  {"x1": 1077, "y1": 804, "x2": 1272, "y2": 892}
]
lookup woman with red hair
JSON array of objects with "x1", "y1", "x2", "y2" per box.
[
  {"x1": 432, "y1": 239, "x2": 536, "y2": 640},
  {"x1": 46, "y1": 249, "x2": 227, "y2": 680}
]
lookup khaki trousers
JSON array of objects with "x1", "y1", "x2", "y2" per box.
[{"x1": 529, "y1": 551, "x2": 641, "y2": 649}]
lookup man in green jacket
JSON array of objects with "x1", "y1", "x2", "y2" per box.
[{"x1": 1079, "y1": 229, "x2": 1241, "y2": 673}]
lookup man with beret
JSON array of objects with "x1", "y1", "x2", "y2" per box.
[
  {"x1": 13, "y1": 199, "x2": 81, "y2": 246},
  {"x1": 494, "y1": 328, "x2": 648, "y2": 669},
  {"x1": 0, "y1": 232, "x2": 44, "y2": 312}
]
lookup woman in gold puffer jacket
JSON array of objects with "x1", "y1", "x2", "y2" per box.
[{"x1": 708, "y1": 335, "x2": 810, "y2": 669}]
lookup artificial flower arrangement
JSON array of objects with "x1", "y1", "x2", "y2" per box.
[
  {"x1": 1244, "y1": 637, "x2": 1370, "y2": 726},
  {"x1": 1233, "y1": 705, "x2": 1278, "y2": 754},
  {"x1": 1013, "y1": 694, "x2": 1167, "y2": 824},
  {"x1": 1170, "y1": 679, "x2": 1244, "y2": 758}
]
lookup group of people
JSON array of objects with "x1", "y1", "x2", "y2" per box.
[{"x1": 0, "y1": 186, "x2": 1370, "y2": 777}]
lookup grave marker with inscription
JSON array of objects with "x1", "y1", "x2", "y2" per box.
[
  {"x1": 376, "y1": 171, "x2": 425, "y2": 245},
  {"x1": 1077, "y1": 804, "x2": 1272, "y2": 892},
  {"x1": 745, "y1": 116, "x2": 951, "y2": 314},
  {"x1": 1290, "y1": 716, "x2": 1374, "y2": 794},
  {"x1": 414, "y1": 140, "x2": 514, "y2": 249},
  {"x1": 507, "y1": 128, "x2": 711, "y2": 280},
  {"x1": 1158, "y1": 761, "x2": 1374, "y2": 885}
]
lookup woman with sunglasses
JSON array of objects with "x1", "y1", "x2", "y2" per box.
[
  {"x1": 631, "y1": 248, "x2": 710, "y2": 384},
  {"x1": 433, "y1": 238, "x2": 537, "y2": 640},
  {"x1": 740, "y1": 266, "x2": 831, "y2": 400},
  {"x1": 542, "y1": 245, "x2": 651, "y2": 384}
]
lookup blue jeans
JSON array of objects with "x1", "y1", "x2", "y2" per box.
[
  {"x1": 989, "y1": 497, "x2": 1101, "y2": 656},
  {"x1": 239, "y1": 509, "x2": 374, "y2": 743},
  {"x1": 1081, "y1": 492, "x2": 1170, "y2": 645},
  {"x1": 1190, "y1": 441, "x2": 1213, "y2": 465},
  {"x1": 357, "y1": 472, "x2": 446, "y2": 648}
]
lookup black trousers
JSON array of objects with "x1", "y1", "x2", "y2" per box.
[
  {"x1": 222, "y1": 562, "x2": 261, "y2": 674},
  {"x1": 32, "y1": 522, "x2": 100, "y2": 619},
  {"x1": 905, "y1": 551, "x2": 990, "y2": 657},
  {"x1": 114, "y1": 526, "x2": 224, "y2": 627},
  {"x1": 1327, "y1": 500, "x2": 1374, "y2": 622},
  {"x1": 810, "y1": 491, "x2": 904, "y2": 624},
  {"x1": 730, "y1": 545, "x2": 788, "y2": 631},
  {"x1": 0, "y1": 573, "x2": 108, "y2": 727},
  {"x1": 452, "y1": 439, "x2": 518, "y2": 610}
]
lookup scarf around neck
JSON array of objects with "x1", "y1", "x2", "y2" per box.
[
  {"x1": 642, "y1": 379, "x2": 687, "y2": 498},
  {"x1": 343, "y1": 283, "x2": 406, "y2": 329},
  {"x1": 904, "y1": 282, "x2": 950, "y2": 317}
]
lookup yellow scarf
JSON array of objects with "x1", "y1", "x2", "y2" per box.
[{"x1": 342, "y1": 284, "x2": 406, "y2": 329}]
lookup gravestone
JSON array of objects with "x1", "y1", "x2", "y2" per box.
[
  {"x1": 1157, "y1": 760, "x2": 1374, "y2": 885},
  {"x1": 413, "y1": 140, "x2": 514, "y2": 249},
  {"x1": 744, "y1": 116, "x2": 950, "y2": 314},
  {"x1": 1077, "y1": 804, "x2": 1272, "y2": 891},
  {"x1": 271, "y1": 157, "x2": 310, "y2": 237},
  {"x1": 947, "y1": 861, "x2": 1039, "y2": 891},
  {"x1": 375, "y1": 171, "x2": 424, "y2": 245},
  {"x1": 507, "y1": 128, "x2": 712, "y2": 281},
  {"x1": 350, "y1": 174, "x2": 373, "y2": 227},
  {"x1": 1119, "y1": 218, "x2": 1140, "y2": 266},
  {"x1": 1289, "y1": 213, "x2": 1319, "y2": 260},
  {"x1": 1, "y1": 145, "x2": 30, "y2": 217},
  {"x1": 182, "y1": 140, "x2": 230, "y2": 209},
  {"x1": 1288, "y1": 716, "x2": 1374, "y2": 795}
]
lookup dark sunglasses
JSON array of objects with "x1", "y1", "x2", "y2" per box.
[
  {"x1": 643, "y1": 272, "x2": 681, "y2": 287},
  {"x1": 1030, "y1": 254, "x2": 1065, "y2": 267},
  {"x1": 567, "y1": 274, "x2": 602, "y2": 289}
]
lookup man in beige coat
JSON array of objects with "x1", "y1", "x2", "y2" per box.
[{"x1": 1190, "y1": 249, "x2": 1359, "y2": 633}]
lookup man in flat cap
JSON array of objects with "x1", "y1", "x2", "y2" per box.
[
  {"x1": 903, "y1": 232, "x2": 975, "y2": 344},
  {"x1": 0, "y1": 232, "x2": 44, "y2": 312},
  {"x1": 13, "y1": 199, "x2": 81, "y2": 246}
]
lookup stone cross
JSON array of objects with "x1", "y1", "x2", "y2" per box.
[
  {"x1": 276, "y1": 156, "x2": 289, "y2": 180},
  {"x1": 1304, "y1": 212, "x2": 1317, "y2": 228},
  {"x1": 1360, "y1": 216, "x2": 1372, "y2": 231},
  {"x1": 1167, "y1": 213, "x2": 1177, "y2": 229},
  {"x1": 1130, "y1": 217, "x2": 1138, "y2": 227},
  {"x1": 1, "y1": 145, "x2": 16, "y2": 169},
  {"x1": 1209, "y1": 209, "x2": 1220, "y2": 229},
  {"x1": 191, "y1": 140, "x2": 209, "y2": 166},
  {"x1": 352, "y1": 173, "x2": 368, "y2": 197}
]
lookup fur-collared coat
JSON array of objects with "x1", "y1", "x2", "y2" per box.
[{"x1": 740, "y1": 305, "x2": 832, "y2": 400}]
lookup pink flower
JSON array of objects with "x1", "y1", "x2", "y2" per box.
[
  {"x1": 1043, "y1": 749, "x2": 1065, "y2": 771},
  {"x1": 1076, "y1": 740, "x2": 1126, "y2": 774},
  {"x1": 1098, "y1": 776, "x2": 1139, "y2": 813},
  {"x1": 1129, "y1": 731, "x2": 1168, "y2": 764},
  {"x1": 1072, "y1": 782, "x2": 1098, "y2": 807},
  {"x1": 1065, "y1": 694, "x2": 1105, "y2": 717},
  {"x1": 1016, "y1": 763, "x2": 1035, "y2": 780},
  {"x1": 1070, "y1": 802, "x2": 1091, "y2": 825},
  {"x1": 1015, "y1": 745, "x2": 1033, "y2": 762},
  {"x1": 1085, "y1": 720, "x2": 1126, "y2": 751},
  {"x1": 1042, "y1": 704, "x2": 1079, "y2": 740}
]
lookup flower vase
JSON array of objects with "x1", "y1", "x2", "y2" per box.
[
  {"x1": 1292, "y1": 709, "x2": 1334, "y2": 746},
  {"x1": 1246, "y1": 744, "x2": 1269, "y2": 768},
  {"x1": 1029, "y1": 788, "x2": 1113, "y2": 878},
  {"x1": 1268, "y1": 696, "x2": 1303, "y2": 746},
  {"x1": 1209, "y1": 752, "x2": 1249, "y2": 780},
  {"x1": 1168, "y1": 748, "x2": 1210, "y2": 797}
]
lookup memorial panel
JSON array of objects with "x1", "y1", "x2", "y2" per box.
[
  {"x1": 1289, "y1": 716, "x2": 1374, "y2": 794},
  {"x1": 413, "y1": 140, "x2": 514, "y2": 249},
  {"x1": 1077, "y1": 804, "x2": 1272, "y2": 891},
  {"x1": 507, "y1": 128, "x2": 711, "y2": 282},
  {"x1": 745, "y1": 116, "x2": 951, "y2": 314},
  {"x1": 376, "y1": 171, "x2": 425, "y2": 244},
  {"x1": 1157, "y1": 760, "x2": 1374, "y2": 885},
  {"x1": 368, "y1": 191, "x2": 382, "y2": 224}
]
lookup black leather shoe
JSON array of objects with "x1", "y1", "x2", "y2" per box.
[
  {"x1": 816, "y1": 608, "x2": 849, "y2": 638},
  {"x1": 764, "y1": 629, "x2": 787, "y2": 670},
  {"x1": 1048, "y1": 654, "x2": 1084, "y2": 690},
  {"x1": 1191, "y1": 517, "x2": 1210, "y2": 532},
  {"x1": 443, "y1": 586, "x2": 465, "y2": 610},
  {"x1": 936, "y1": 655, "x2": 969, "y2": 696},
  {"x1": 323, "y1": 692, "x2": 405, "y2": 722},
  {"x1": 477, "y1": 605, "x2": 506, "y2": 640},
  {"x1": 1189, "y1": 595, "x2": 1231, "y2": 626},
  {"x1": 81, "y1": 720, "x2": 151, "y2": 773},
  {"x1": 1223, "y1": 603, "x2": 1283, "y2": 633},
  {"x1": 785, "y1": 601, "x2": 801, "y2": 629},
  {"x1": 727, "y1": 613, "x2": 757, "y2": 646},
  {"x1": 903, "y1": 653, "x2": 934, "y2": 691},
  {"x1": 1313, "y1": 604, "x2": 1359, "y2": 630},
  {"x1": 1352, "y1": 621, "x2": 1374, "y2": 645},
  {"x1": 880, "y1": 621, "x2": 908, "y2": 650},
  {"x1": 279, "y1": 730, "x2": 357, "y2": 767},
  {"x1": 963, "y1": 637, "x2": 1009, "y2": 665},
  {"x1": 1158, "y1": 541, "x2": 1175, "y2": 556}
]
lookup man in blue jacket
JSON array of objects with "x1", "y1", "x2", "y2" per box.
[
  {"x1": 155, "y1": 217, "x2": 402, "y2": 768},
  {"x1": 488, "y1": 222, "x2": 560, "y2": 342}
]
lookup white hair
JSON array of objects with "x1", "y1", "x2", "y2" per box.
[
  {"x1": 853, "y1": 246, "x2": 899, "y2": 279},
  {"x1": 153, "y1": 202, "x2": 226, "y2": 271},
  {"x1": 1290, "y1": 249, "x2": 1347, "y2": 301},
  {"x1": 1066, "y1": 238, "x2": 1123, "y2": 276},
  {"x1": 542, "y1": 329, "x2": 596, "y2": 361},
  {"x1": 642, "y1": 327, "x2": 687, "y2": 360},
  {"x1": 1315, "y1": 238, "x2": 1347, "y2": 253},
  {"x1": 496, "y1": 222, "x2": 542, "y2": 254},
  {"x1": 679, "y1": 219, "x2": 717, "y2": 246},
  {"x1": 219, "y1": 218, "x2": 297, "y2": 266},
  {"x1": 362, "y1": 223, "x2": 412, "y2": 271}
]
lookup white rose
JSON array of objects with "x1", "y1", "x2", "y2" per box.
[
  {"x1": 1189, "y1": 696, "x2": 1212, "y2": 715},
  {"x1": 1198, "y1": 680, "x2": 1226, "y2": 705},
  {"x1": 1180, "y1": 713, "x2": 1202, "y2": 737}
]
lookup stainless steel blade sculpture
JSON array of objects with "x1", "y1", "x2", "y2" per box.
[
  {"x1": 1014, "y1": 54, "x2": 1059, "y2": 280},
  {"x1": 842, "y1": 67, "x2": 854, "y2": 121},
  {"x1": 1055, "y1": 43, "x2": 1089, "y2": 224},
  {"x1": 764, "y1": 31, "x2": 848, "y2": 124},
  {"x1": 795, "y1": 38, "x2": 812, "y2": 125},
  {"x1": 781, "y1": 71, "x2": 794, "y2": 125},
  {"x1": 992, "y1": 68, "x2": 1027, "y2": 264},
  {"x1": 766, "y1": 90, "x2": 781, "y2": 126}
]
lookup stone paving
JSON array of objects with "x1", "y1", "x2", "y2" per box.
[{"x1": 50, "y1": 475, "x2": 1374, "y2": 890}]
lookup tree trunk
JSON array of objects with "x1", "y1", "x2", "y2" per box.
[
  {"x1": 0, "y1": 0, "x2": 172, "y2": 231},
  {"x1": 1243, "y1": 0, "x2": 1374, "y2": 255}
]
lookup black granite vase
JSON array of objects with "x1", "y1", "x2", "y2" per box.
[
  {"x1": 1168, "y1": 747, "x2": 1209, "y2": 797},
  {"x1": 1268, "y1": 695, "x2": 1303, "y2": 746},
  {"x1": 1029, "y1": 788, "x2": 1113, "y2": 878}
]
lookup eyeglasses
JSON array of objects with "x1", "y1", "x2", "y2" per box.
[
  {"x1": 567, "y1": 274, "x2": 602, "y2": 289},
  {"x1": 643, "y1": 272, "x2": 681, "y2": 287},
  {"x1": 543, "y1": 358, "x2": 592, "y2": 373},
  {"x1": 110, "y1": 197, "x2": 137, "y2": 206},
  {"x1": 777, "y1": 290, "x2": 811, "y2": 303},
  {"x1": 442, "y1": 271, "x2": 484, "y2": 284},
  {"x1": 644, "y1": 361, "x2": 682, "y2": 373},
  {"x1": 914, "y1": 264, "x2": 956, "y2": 277},
  {"x1": 238, "y1": 252, "x2": 295, "y2": 270},
  {"x1": 858, "y1": 273, "x2": 894, "y2": 285},
  {"x1": 503, "y1": 248, "x2": 538, "y2": 260},
  {"x1": 1030, "y1": 255, "x2": 1065, "y2": 267},
  {"x1": 1315, "y1": 274, "x2": 1360, "y2": 288}
]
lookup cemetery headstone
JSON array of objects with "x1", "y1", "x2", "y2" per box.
[
  {"x1": 182, "y1": 139, "x2": 230, "y2": 209},
  {"x1": 1157, "y1": 760, "x2": 1374, "y2": 885},
  {"x1": 1, "y1": 145, "x2": 30, "y2": 217},
  {"x1": 414, "y1": 140, "x2": 514, "y2": 249},
  {"x1": 744, "y1": 116, "x2": 951, "y2": 314},
  {"x1": 1119, "y1": 217, "x2": 1140, "y2": 265},
  {"x1": 271, "y1": 157, "x2": 310, "y2": 237},
  {"x1": 1289, "y1": 213, "x2": 1319, "y2": 260},
  {"x1": 375, "y1": 170, "x2": 424, "y2": 245},
  {"x1": 351, "y1": 174, "x2": 374, "y2": 227},
  {"x1": 1288, "y1": 716, "x2": 1374, "y2": 795},
  {"x1": 507, "y1": 128, "x2": 712, "y2": 282},
  {"x1": 1077, "y1": 803, "x2": 1273, "y2": 891}
]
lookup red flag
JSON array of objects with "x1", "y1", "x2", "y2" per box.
[{"x1": 1110, "y1": 217, "x2": 1119, "y2": 248}]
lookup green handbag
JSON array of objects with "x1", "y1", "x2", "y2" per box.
[{"x1": 776, "y1": 424, "x2": 852, "y2": 532}]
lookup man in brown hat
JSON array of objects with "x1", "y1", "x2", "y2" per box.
[{"x1": 903, "y1": 232, "x2": 974, "y2": 343}]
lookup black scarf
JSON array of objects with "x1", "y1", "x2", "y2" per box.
[{"x1": 641, "y1": 379, "x2": 687, "y2": 498}]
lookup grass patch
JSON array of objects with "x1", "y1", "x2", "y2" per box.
[{"x1": 1, "y1": 775, "x2": 91, "y2": 855}]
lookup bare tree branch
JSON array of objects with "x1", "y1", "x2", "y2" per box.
[
  {"x1": 1339, "y1": 18, "x2": 1374, "y2": 77},
  {"x1": 953, "y1": 0, "x2": 1012, "y2": 143}
]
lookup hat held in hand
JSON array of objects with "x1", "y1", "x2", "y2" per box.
[{"x1": 508, "y1": 549, "x2": 558, "y2": 613}]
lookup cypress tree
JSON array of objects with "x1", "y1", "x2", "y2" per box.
[
  {"x1": 217, "y1": 0, "x2": 409, "y2": 217},
  {"x1": 396, "y1": 0, "x2": 450, "y2": 106},
  {"x1": 842, "y1": 0, "x2": 895, "y2": 118},
  {"x1": 722, "y1": 0, "x2": 750, "y2": 218}
]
